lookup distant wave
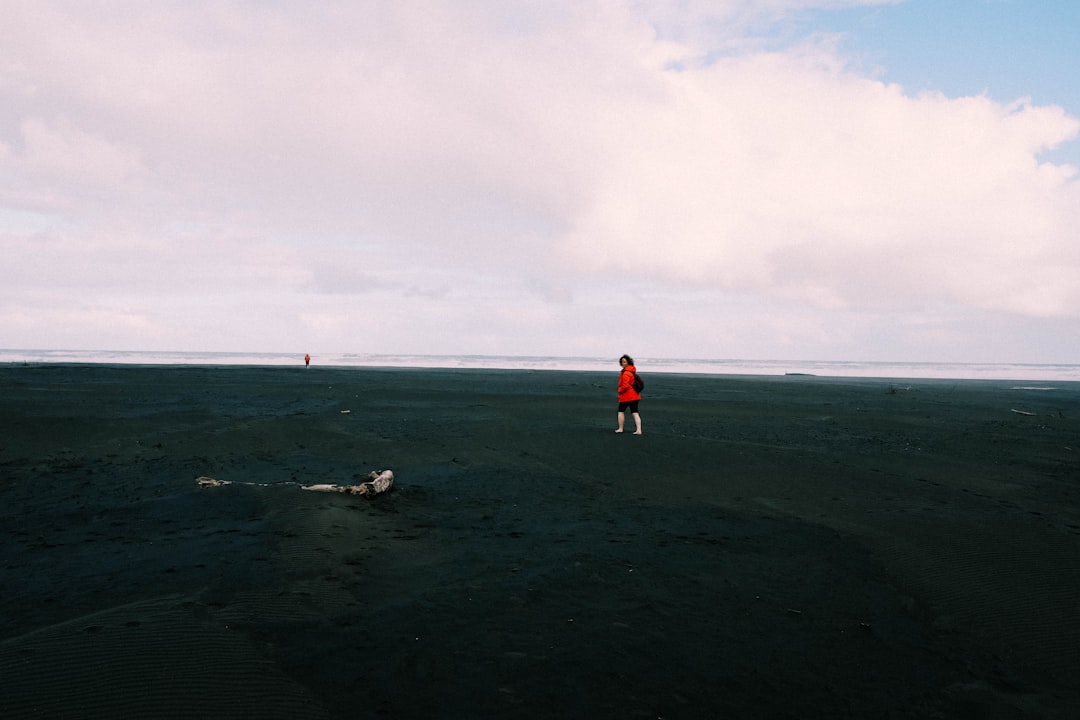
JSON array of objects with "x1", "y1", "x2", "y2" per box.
[{"x1": 2, "y1": 349, "x2": 1078, "y2": 382}]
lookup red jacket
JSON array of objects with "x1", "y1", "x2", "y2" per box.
[{"x1": 618, "y1": 365, "x2": 641, "y2": 402}]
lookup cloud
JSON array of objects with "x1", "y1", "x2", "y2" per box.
[
  {"x1": 0, "y1": 1, "x2": 1078, "y2": 359},
  {"x1": 559, "y1": 44, "x2": 1080, "y2": 317}
]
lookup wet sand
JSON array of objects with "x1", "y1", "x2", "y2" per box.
[{"x1": 1, "y1": 364, "x2": 1078, "y2": 719}]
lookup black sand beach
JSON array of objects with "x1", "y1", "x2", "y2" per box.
[{"x1": 2, "y1": 364, "x2": 1079, "y2": 719}]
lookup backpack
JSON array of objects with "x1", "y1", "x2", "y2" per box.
[{"x1": 632, "y1": 372, "x2": 644, "y2": 393}]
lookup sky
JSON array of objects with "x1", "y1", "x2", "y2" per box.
[{"x1": 2, "y1": 0, "x2": 1079, "y2": 364}]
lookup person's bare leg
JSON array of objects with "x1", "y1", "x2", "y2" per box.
[
  {"x1": 632, "y1": 412, "x2": 642, "y2": 435},
  {"x1": 616, "y1": 411, "x2": 625, "y2": 432}
]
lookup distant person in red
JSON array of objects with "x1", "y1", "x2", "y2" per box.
[
  {"x1": 616, "y1": 354, "x2": 642, "y2": 435},
  {"x1": 305, "y1": 354, "x2": 311, "y2": 367}
]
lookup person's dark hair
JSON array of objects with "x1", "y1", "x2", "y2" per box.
[{"x1": 620, "y1": 354, "x2": 635, "y2": 365}]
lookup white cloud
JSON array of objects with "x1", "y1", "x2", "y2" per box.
[
  {"x1": 0, "y1": 1, "x2": 1077, "y2": 360},
  {"x1": 560, "y1": 43, "x2": 1080, "y2": 317},
  {"x1": 16, "y1": 117, "x2": 144, "y2": 187}
]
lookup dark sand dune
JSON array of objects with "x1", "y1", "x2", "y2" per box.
[{"x1": 2, "y1": 365, "x2": 1078, "y2": 718}]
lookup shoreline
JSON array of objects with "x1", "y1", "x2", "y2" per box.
[
  {"x1": 2, "y1": 365, "x2": 1078, "y2": 718},
  {"x1": 5, "y1": 360, "x2": 1079, "y2": 389},
  {"x1": 3, "y1": 349, "x2": 1079, "y2": 382}
]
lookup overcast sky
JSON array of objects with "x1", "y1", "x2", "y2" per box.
[{"x1": 3, "y1": 0, "x2": 1079, "y2": 363}]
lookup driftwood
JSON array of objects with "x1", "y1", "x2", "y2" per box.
[
  {"x1": 301, "y1": 470, "x2": 394, "y2": 497},
  {"x1": 196, "y1": 469, "x2": 394, "y2": 498}
]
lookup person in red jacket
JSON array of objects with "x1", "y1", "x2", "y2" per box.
[{"x1": 616, "y1": 354, "x2": 642, "y2": 435}]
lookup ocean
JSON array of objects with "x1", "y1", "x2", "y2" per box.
[{"x1": 2, "y1": 348, "x2": 1077, "y2": 382}]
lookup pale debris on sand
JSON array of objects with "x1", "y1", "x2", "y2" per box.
[
  {"x1": 302, "y1": 469, "x2": 394, "y2": 497},
  {"x1": 195, "y1": 470, "x2": 394, "y2": 497}
]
